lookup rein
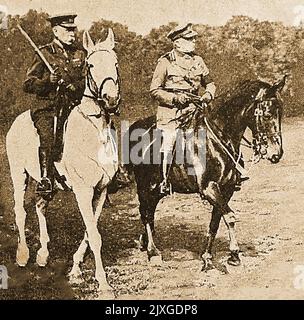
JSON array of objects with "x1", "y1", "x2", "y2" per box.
[
  {"x1": 204, "y1": 118, "x2": 247, "y2": 175},
  {"x1": 174, "y1": 91, "x2": 281, "y2": 174}
]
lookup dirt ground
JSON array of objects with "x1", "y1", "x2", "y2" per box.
[{"x1": 0, "y1": 117, "x2": 304, "y2": 300}]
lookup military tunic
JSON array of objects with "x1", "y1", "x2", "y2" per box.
[
  {"x1": 150, "y1": 49, "x2": 216, "y2": 151},
  {"x1": 23, "y1": 39, "x2": 86, "y2": 154}
]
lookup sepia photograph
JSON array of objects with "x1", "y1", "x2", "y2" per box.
[{"x1": 0, "y1": 0, "x2": 304, "y2": 303}]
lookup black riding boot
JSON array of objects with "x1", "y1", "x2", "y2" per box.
[{"x1": 36, "y1": 147, "x2": 53, "y2": 195}]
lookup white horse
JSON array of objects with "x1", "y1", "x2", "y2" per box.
[{"x1": 6, "y1": 29, "x2": 120, "y2": 298}]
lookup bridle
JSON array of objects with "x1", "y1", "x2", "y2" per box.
[
  {"x1": 83, "y1": 49, "x2": 121, "y2": 114},
  {"x1": 172, "y1": 87, "x2": 283, "y2": 174},
  {"x1": 251, "y1": 93, "x2": 282, "y2": 162}
]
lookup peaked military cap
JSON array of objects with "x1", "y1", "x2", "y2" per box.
[
  {"x1": 47, "y1": 14, "x2": 77, "y2": 28},
  {"x1": 167, "y1": 23, "x2": 198, "y2": 41}
]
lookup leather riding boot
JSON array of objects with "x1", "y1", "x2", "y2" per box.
[
  {"x1": 160, "y1": 151, "x2": 171, "y2": 195},
  {"x1": 36, "y1": 148, "x2": 53, "y2": 195}
]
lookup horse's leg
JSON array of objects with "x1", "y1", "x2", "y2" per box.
[
  {"x1": 35, "y1": 197, "x2": 50, "y2": 267},
  {"x1": 69, "y1": 187, "x2": 107, "y2": 281},
  {"x1": 73, "y1": 185, "x2": 112, "y2": 296},
  {"x1": 12, "y1": 170, "x2": 30, "y2": 267},
  {"x1": 201, "y1": 181, "x2": 241, "y2": 267},
  {"x1": 222, "y1": 211, "x2": 240, "y2": 266},
  {"x1": 138, "y1": 191, "x2": 161, "y2": 262},
  {"x1": 93, "y1": 187, "x2": 108, "y2": 219},
  {"x1": 68, "y1": 232, "x2": 88, "y2": 282},
  {"x1": 201, "y1": 206, "x2": 222, "y2": 270}
]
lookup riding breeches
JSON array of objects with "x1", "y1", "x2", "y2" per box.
[{"x1": 31, "y1": 108, "x2": 55, "y2": 152}]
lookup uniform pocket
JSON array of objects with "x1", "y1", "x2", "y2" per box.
[{"x1": 191, "y1": 65, "x2": 204, "y2": 77}]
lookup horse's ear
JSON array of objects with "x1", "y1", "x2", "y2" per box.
[
  {"x1": 272, "y1": 75, "x2": 288, "y2": 93},
  {"x1": 103, "y1": 28, "x2": 115, "y2": 50},
  {"x1": 83, "y1": 31, "x2": 94, "y2": 52}
]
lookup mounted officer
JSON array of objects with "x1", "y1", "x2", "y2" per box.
[
  {"x1": 150, "y1": 23, "x2": 216, "y2": 194},
  {"x1": 23, "y1": 14, "x2": 86, "y2": 196}
]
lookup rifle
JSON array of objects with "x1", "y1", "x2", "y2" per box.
[
  {"x1": 18, "y1": 24, "x2": 64, "y2": 86},
  {"x1": 18, "y1": 25, "x2": 65, "y2": 143},
  {"x1": 18, "y1": 25, "x2": 56, "y2": 74}
]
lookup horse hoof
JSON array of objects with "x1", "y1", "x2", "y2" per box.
[
  {"x1": 201, "y1": 258, "x2": 214, "y2": 271},
  {"x1": 68, "y1": 266, "x2": 81, "y2": 278},
  {"x1": 148, "y1": 248, "x2": 161, "y2": 261},
  {"x1": 16, "y1": 245, "x2": 30, "y2": 267},
  {"x1": 97, "y1": 290, "x2": 115, "y2": 300},
  {"x1": 36, "y1": 249, "x2": 49, "y2": 267},
  {"x1": 201, "y1": 253, "x2": 214, "y2": 271},
  {"x1": 69, "y1": 274, "x2": 83, "y2": 286},
  {"x1": 227, "y1": 251, "x2": 241, "y2": 266},
  {"x1": 97, "y1": 285, "x2": 116, "y2": 300},
  {"x1": 150, "y1": 255, "x2": 163, "y2": 266},
  {"x1": 201, "y1": 259, "x2": 212, "y2": 271}
]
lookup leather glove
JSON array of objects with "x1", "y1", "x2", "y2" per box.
[
  {"x1": 50, "y1": 68, "x2": 63, "y2": 84},
  {"x1": 173, "y1": 93, "x2": 192, "y2": 108},
  {"x1": 50, "y1": 73, "x2": 60, "y2": 84},
  {"x1": 201, "y1": 92, "x2": 213, "y2": 104}
]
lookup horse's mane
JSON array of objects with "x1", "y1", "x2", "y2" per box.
[
  {"x1": 210, "y1": 79, "x2": 271, "y2": 120},
  {"x1": 129, "y1": 80, "x2": 273, "y2": 133}
]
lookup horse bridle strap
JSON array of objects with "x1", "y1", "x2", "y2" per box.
[
  {"x1": 84, "y1": 50, "x2": 121, "y2": 112},
  {"x1": 252, "y1": 99, "x2": 282, "y2": 159},
  {"x1": 204, "y1": 118, "x2": 248, "y2": 175}
]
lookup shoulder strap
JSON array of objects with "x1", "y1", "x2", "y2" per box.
[
  {"x1": 39, "y1": 43, "x2": 56, "y2": 54},
  {"x1": 160, "y1": 50, "x2": 176, "y2": 62}
]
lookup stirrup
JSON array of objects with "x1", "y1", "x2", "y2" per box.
[
  {"x1": 240, "y1": 176, "x2": 250, "y2": 183},
  {"x1": 235, "y1": 176, "x2": 250, "y2": 191},
  {"x1": 36, "y1": 177, "x2": 53, "y2": 194},
  {"x1": 159, "y1": 180, "x2": 172, "y2": 195}
]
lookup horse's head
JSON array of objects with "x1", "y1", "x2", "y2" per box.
[
  {"x1": 83, "y1": 29, "x2": 121, "y2": 114},
  {"x1": 248, "y1": 76, "x2": 286, "y2": 164}
]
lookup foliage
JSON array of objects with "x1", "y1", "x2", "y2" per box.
[{"x1": 1, "y1": 10, "x2": 303, "y2": 129}]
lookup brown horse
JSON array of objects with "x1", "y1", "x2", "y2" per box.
[{"x1": 126, "y1": 77, "x2": 286, "y2": 269}]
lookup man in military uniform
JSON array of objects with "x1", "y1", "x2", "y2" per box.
[
  {"x1": 150, "y1": 23, "x2": 216, "y2": 194},
  {"x1": 23, "y1": 14, "x2": 86, "y2": 196}
]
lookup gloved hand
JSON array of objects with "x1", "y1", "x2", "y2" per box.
[
  {"x1": 173, "y1": 93, "x2": 192, "y2": 107},
  {"x1": 200, "y1": 92, "x2": 213, "y2": 104},
  {"x1": 50, "y1": 73, "x2": 60, "y2": 84},
  {"x1": 50, "y1": 68, "x2": 62, "y2": 84}
]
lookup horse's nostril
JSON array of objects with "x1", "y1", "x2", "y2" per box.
[{"x1": 271, "y1": 155, "x2": 280, "y2": 164}]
